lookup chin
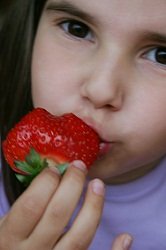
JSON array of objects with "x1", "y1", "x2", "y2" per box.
[
  {"x1": 87, "y1": 157, "x2": 120, "y2": 180},
  {"x1": 87, "y1": 153, "x2": 136, "y2": 183}
]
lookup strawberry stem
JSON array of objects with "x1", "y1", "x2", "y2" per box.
[
  {"x1": 14, "y1": 148, "x2": 69, "y2": 186},
  {"x1": 57, "y1": 163, "x2": 69, "y2": 175}
]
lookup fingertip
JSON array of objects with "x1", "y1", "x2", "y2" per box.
[
  {"x1": 47, "y1": 165, "x2": 62, "y2": 176},
  {"x1": 122, "y1": 234, "x2": 133, "y2": 249},
  {"x1": 111, "y1": 233, "x2": 133, "y2": 250},
  {"x1": 70, "y1": 160, "x2": 88, "y2": 173},
  {"x1": 90, "y1": 179, "x2": 105, "y2": 196}
]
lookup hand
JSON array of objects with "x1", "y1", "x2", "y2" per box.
[{"x1": 0, "y1": 160, "x2": 105, "y2": 250}]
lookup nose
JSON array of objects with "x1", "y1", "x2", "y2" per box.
[{"x1": 81, "y1": 52, "x2": 126, "y2": 111}]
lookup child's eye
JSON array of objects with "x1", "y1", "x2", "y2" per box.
[
  {"x1": 144, "y1": 47, "x2": 166, "y2": 65},
  {"x1": 59, "y1": 20, "x2": 94, "y2": 41}
]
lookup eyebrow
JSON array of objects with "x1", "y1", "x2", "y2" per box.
[
  {"x1": 141, "y1": 31, "x2": 166, "y2": 44},
  {"x1": 45, "y1": 0, "x2": 96, "y2": 23}
]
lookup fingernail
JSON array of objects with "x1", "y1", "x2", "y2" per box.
[
  {"x1": 123, "y1": 235, "x2": 133, "y2": 249},
  {"x1": 47, "y1": 165, "x2": 61, "y2": 176},
  {"x1": 91, "y1": 179, "x2": 105, "y2": 196},
  {"x1": 71, "y1": 160, "x2": 87, "y2": 172}
]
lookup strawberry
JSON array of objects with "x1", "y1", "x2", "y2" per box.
[{"x1": 3, "y1": 108, "x2": 100, "y2": 185}]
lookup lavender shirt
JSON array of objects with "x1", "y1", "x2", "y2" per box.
[{"x1": 72, "y1": 157, "x2": 166, "y2": 250}]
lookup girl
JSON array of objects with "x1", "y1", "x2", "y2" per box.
[{"x1": 0, "y1": 0, "x2": 166, "y2": 249}]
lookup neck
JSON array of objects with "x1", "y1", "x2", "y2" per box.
[{"x1": 105, "y1": 159, "x2": 161, "y2": 185}]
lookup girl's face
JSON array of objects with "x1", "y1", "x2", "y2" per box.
[{"x1": 32, "y1": 0, "x2": 166, "y2": 183}]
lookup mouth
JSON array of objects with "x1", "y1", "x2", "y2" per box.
[{"x1": 98, "y1": 141, "x2": 113, "y2": 159}]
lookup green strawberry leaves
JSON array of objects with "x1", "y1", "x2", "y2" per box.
[
  {"x1": 15, "y1": 148, "x2": 48, "y2": 186},
  {"x1": 14, "y1": 148, "x2": 69, "y2": 186}
]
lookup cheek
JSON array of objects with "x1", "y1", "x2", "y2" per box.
[
  {"x1": 109, "y1": 86, "x2": 166, "y2": 168},
  {"x1": 123, "y1": 94, "x2": 166, "y2": 162},
  {"x1": 124, "y1": 82, "x2": 166, "y2": 136},
  {"x1": 31, "y1": 37, "x2": 81, "y2": 114}
]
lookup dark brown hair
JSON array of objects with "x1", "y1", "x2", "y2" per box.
[{"x1": 0, "y1": 0, "x2": 47, "y2": 205}]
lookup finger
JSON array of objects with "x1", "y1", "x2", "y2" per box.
[
  {"x1": 28, "y1": 160, "x2": 87, "y2": 249},
  {"x1": 55, "y1": 179, "x2": 105, "y2": 250},
  {"x1": 1, "y1": 167, "x2": 60, "y2": 240},
  {"x1": 111, "y1": 233, "x2": 133, "y2": 250}
]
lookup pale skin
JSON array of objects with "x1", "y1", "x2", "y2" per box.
[{"x1": 0, "y1": 0, "x2": 166, "y2": 249}]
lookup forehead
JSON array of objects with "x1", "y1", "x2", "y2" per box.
[
  {"x1": 46, "y1": 0, "x2": 166, "y2": 16},
  {"x1": 46, "y1": 0, "x2": 166, "y2": 28}
]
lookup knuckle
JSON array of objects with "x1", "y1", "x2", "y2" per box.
[
  {"x1": 89, "y1": 203, "x2": 103, "y2": 223},
  {"x1": 20, "y1": 194, "x2": 43, "y2": 218},
  {"x1": 0, "y1": 216, "x2": 20, "y2": 249},
  {"x1": 0, "y1": 235, "x2": 18, "y2": 250},
  {"x1": 69, "y1": 238, "x2": 87, "y2": 250},
  {"x1": 91, "y1": 197, "x2": 103, "y2": 211},
  {"x1": 0, "y1": 237, "x2": 9, "y2": 249},
  {"x1": 88, "y1": 190, "x2": 104, "y2": 212},
  {"x1": 48, "y1": 204, "x2": 66, "y2": 221},
  {"x1": 86, "y1": 197, "x2": 103, "y2": 223}
]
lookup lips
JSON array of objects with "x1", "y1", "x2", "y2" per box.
[{"x1": 98, "y1": 141, "x2": 112, "y2": 158}]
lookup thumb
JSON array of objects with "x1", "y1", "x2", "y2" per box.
[{"x1": 111, "y1": 233, "x2": 133, "y2": 250}]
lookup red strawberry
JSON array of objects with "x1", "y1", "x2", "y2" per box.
[{"x1": 3, "y1": 108, "x2": 100, "y2": 185}]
